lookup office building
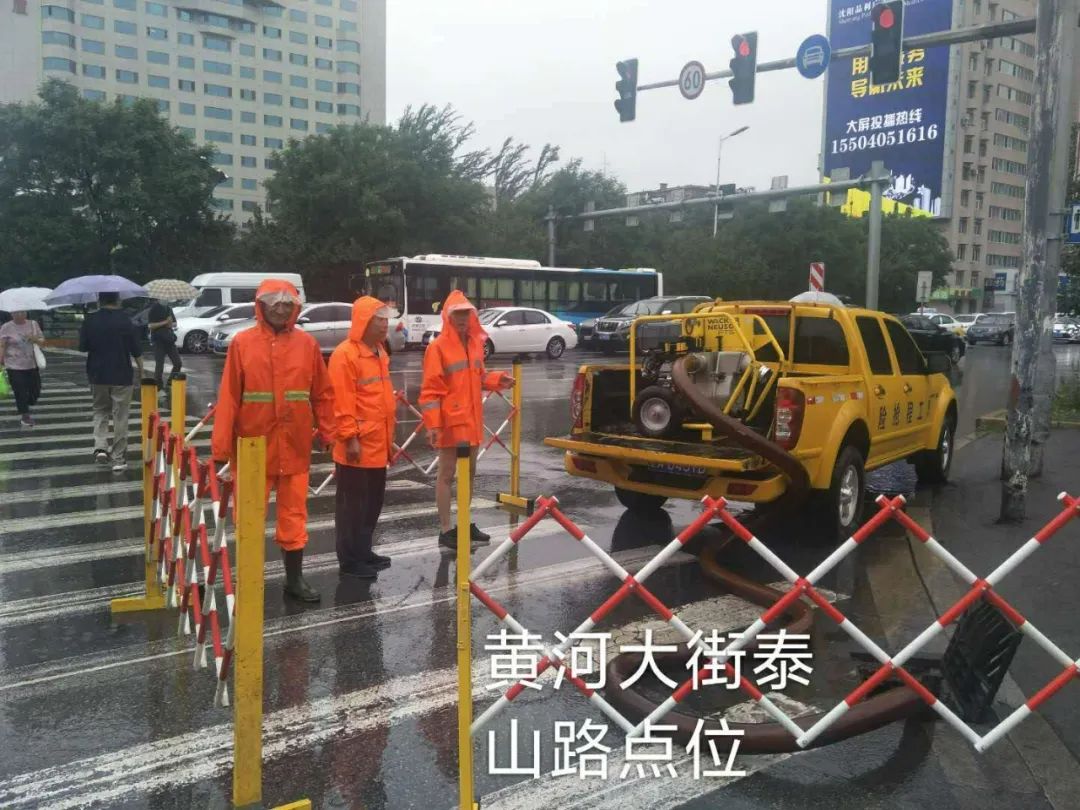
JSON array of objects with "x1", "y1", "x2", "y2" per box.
[{"x1": 0, "y1": 0, "x2": 386, "y2": 222}]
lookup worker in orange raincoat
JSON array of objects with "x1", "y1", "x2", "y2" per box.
[
  {"x1": 327, "y1": 296, "x2": 396, "y2": 579},
  {"x1": 419, "y1": 290, "x2": 513, "y2": 550},
  {"x1": 212, "y1": 279, "x2": 335, "y2": 603}
]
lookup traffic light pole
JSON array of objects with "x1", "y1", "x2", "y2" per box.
[
  {"x1": 633, "y1": 18, "x2": 1036, "y2": 94},
  {"x1": 1002, "y1": 0, "x2": 1078, "y2": 520}
]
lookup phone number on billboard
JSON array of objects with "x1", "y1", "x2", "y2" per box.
[{"x1": 831, "y1": 124, "x2": 940, "y2": 154}]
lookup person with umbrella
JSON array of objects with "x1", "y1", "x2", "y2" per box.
[
  {"x1": 48, "y1": 276, "x2": 148, "y2": 473},
  {"x1": 143, "y1": 280, "x2": 195, "y2": 394},
  {"x1": 0, "y1": 308, "x2": 46, "y2": 428}
]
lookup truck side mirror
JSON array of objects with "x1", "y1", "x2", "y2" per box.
[{"x1": 926, "y1": 353, "x2": 951, "y2": 374}]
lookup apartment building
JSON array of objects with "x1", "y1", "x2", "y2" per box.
[
  {"x1": 942, "y1": 0, "x2": 1035, "y2": 313},
  {"x1": 0, "y1": 0, "x2": 386, "y2": 222}
]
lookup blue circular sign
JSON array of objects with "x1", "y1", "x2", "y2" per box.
[{"x1": 796, "y1": 34, "x2": 831, "y2": 80}]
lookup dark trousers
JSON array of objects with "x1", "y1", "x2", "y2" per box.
[
  {"x1": 8, "y1": 368, "x2": 40, "y2": 416},
  {"x1": 335, "y1": 464, "x2": 388, "y2": 572},
  {"x1": 152, "y1": 336, "x2": 181, "y2": 389}
]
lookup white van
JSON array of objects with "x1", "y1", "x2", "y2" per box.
[{"x1": 174, "y1": 272, "x2": 306, "y2": 317}]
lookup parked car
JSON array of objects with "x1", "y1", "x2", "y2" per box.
[
  {"x1": 211, "y1": 302, "x2": 353, "y2": 356},
  {"x1": 966, "y1": 313, "x2": 1016, "y2": 346},
  {"x1": 176, "y1": 304, "x2": 255, "y2": 354},
  {"x1": 899, "y1": 314, "x2": 967, "y2": 364},
  {"x1": 952, "y1": 313, "x2": 988, "y2": 336},
  {"x1": 916, "y1": 312, "x2": 965, "y2": 337},
  {"x1": 593, "y1": 296, "x2": 712, "y2": 352},
  {"x1": 1053, "y1": 317, "x2": 1080, "y2": 343},
  {"x1": 421, "y1": 307, "x2": 577, "y2": 359},
  {"x1": 577, "y1": 305, "x2": 624, "y2": 350}
]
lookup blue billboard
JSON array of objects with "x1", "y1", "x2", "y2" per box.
[{"x1": 823, "y1": 0, "x2": 953, "y2": 216}]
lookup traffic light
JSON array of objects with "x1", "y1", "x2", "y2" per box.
[
  {"x1": 870, "y1": 1, "x2": 904, "y2": 85},
  {"x1": 729, "y1": 32, "x2": 757, "y2": 105},
  {"x1": 614, "y1": 59, "x2": 638, "y2": 123}
]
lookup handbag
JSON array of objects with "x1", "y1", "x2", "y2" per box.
[
  {"x1": 0, "y1": 370, "x2": 11, "y2": 400},
  {"x1": 33, "y1": 344, "x2": 46, "y2": 369}
]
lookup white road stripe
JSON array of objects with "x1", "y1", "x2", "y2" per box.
[
  {"x1": 0, "y1": 545, "x2": 688, "y2": 693},
  {"x1": 0, "y1": 521, "x2": 570, "y2": 629},
  {"x1": 0, "y1": 466, "x2": 424, "y2": 508},
  {"x1": 0, "y1": 439, "x2": 211, "y2": 463},
  {"x1": 0, "y1": 499, "x2": 490, "y2": 573},
  {"x1": 0, "y1": 484, "x2": 443, "y2": 537}
]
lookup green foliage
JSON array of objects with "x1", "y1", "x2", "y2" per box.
[
  {"x1": 0, "y1": 80, "x2": 231, "y2": 287},
  {"x1": 1053, "y1": 357, "x2": 1080, "y2": 419}
]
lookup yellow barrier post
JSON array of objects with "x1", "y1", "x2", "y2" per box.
[
  {"x1": 171, "y1": 373, "x2": 187, "y2": 473},
  {"x1": 456, "y1": 443, "x2": 478, "y2": 810},
  {"x1": 111, "y1": 377, "x2": 166, "y2": 613},
  {"x1": 497, "y1": 358, "x2": 533, "y2": 514},
  {"x1": 233, "y1": 436, "x2": 266, "y2": 808}
]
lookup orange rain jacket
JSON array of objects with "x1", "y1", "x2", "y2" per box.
[
  {"x1": 327, "y1": 296, "x2": 396, "y2": 468},
  {"x1": 419, "y1": 290, "x2": 508, "y2": 448},
  {"x1": 211, "y1": 279, "x2": 335, "y2": 476}
]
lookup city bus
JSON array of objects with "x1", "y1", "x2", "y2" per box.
[{"x1": 356, "y1": 255, "x2": 663, "y2": 346}]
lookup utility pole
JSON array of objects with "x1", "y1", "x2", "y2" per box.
[
  {"x1": 546, "y1": 206, "x2": 556, "y2": 267},
  {"x1": 865, "y1": 160, "x2": 887, "y2": 311},
  {"x1": 1001, "y1": 0, "x2": 1076, "y2": 520}
]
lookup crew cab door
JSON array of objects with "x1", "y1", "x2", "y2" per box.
[
  {"x1": 854, "y1": 314, "x2": 906, "y2": 463},
  {"x1": 882, "y1": 317, "x2": 932, "y2": 455}
]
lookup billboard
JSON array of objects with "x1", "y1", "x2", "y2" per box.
[{"x1": 823, "y1": 0, "x2": 954, "y2": 216}]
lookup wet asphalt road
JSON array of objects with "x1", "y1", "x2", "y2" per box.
[{"x1": 0, "y1": 342, "x2": 1073, "y2": 809}]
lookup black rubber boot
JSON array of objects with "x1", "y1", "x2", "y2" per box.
[{"x1": 283, "y1": 549, "x2": 320, "y2": 602}]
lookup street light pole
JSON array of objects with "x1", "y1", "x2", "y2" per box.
[{"x1": 713, "y1": 125, "x2": 749, "y2": 237}]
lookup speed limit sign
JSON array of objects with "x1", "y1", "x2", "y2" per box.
[{"x1": 679, "y1": 61, "x2": 706, "y2": 100}]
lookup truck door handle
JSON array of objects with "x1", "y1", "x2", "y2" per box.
[
  {"x1": 874, "y1": 385, "x2": 886, "y2": 398},
  {"x1": 902, "y1": 383, "x2": 912, "y2": 394}
]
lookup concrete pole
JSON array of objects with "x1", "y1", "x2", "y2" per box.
[
  {"x1": 713, "y1": 137, "x2": 724, "y2": 238},
  {"x1": 866, "y1": 160, "x2": 885, "y2": 310},
  {"x1": 1001, "y1": 0, "x2": 1073, "y2": 520},
  {"x1": 546, "y1": 205, "x2": 556, "y2": 267},
  {"x1": 1030, "y1": 2, "x2": 1078, "y2": 477}
]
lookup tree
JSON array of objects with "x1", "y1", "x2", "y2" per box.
[{"x1": 0, "y1": 80, "x2": 231, "y2": 287}]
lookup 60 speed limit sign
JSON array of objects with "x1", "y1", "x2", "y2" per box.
[{"x1": 679, "y1": 61, "x2": 706, "y2": 100}]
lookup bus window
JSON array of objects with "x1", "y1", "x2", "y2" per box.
[
  {"x1": 479, "y1": 277, "x2": 513, "y2": 308},
  {"x1": 450, "y1": 273, "x2": 477, "y2": 300},
  {"x1": 519, "y1": 279, "x2": 546, "y2": 309},
  {"x1": 582, "y1": 281, "x2": 607, "y2": 309},
  {"x1": 548, "y1": 280, "x2": 580, "y2": 312},
  {"x1": 407, "y1": 273, "x2": 439, "y2": 315},
  {"x1": 609, "y1": 279, "x2": 640, "y2": 307}
]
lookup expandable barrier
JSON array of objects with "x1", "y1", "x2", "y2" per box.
[
  {"x1": 453, "y1": 485, "x2": 1080, "y2": 808},
  {"x1": 109, "y1": 376, "x2": 309, "y2": 810}
]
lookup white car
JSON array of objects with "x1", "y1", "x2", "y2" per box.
[
  {"x1": 423, "y1": 307, "x2": 578, "y2": 359},
  {"x1": 176, "y1": 304, "x2": 256, "y2": 353},
  {"x1": 917, "y1": 312, "x2": 966, "y2": 337},
  {"x1": 210, "y1": 302, "x2": 406, "y2": 356},
  {"x1": 952, "y1": 313, "x2": 989, "y2": 336}
]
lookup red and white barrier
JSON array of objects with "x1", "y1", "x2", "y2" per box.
[{"x1": 466, "y1": 490, "x2": 1080, "y2": 754}]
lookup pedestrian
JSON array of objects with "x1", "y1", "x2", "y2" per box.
[
  {"x1": 0, "y1": 310, "x2": 45, "y2": 428},
  {"x1": 147, "y1": 297, "x2": 182, "y2": 393},
  {"x1": 327, "y1": 296, "x2": 396, "y2": 579},
  {"x1": 211, "y1": 279, "x2": 335, "y2": 603},
  {"x1": 419, "y1": 290, "x2": 514, "y2": 550},
  {"x1": 79, "y1": 292, "x2": 143, "y2": 472}
]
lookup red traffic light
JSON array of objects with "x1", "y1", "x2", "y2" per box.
[
  {"x1": 738, "y1": 39, "x2": 751, "y2": 57},
  {"x1": 874, "y1": 5, "x2": 895, "y2": 28}
]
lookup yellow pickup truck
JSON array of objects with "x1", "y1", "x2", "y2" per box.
[{"x1": 545, "y1": 297, "x2": 957, "y2": 537}]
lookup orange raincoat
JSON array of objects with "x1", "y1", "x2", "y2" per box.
[
  {"x1": 419, "y1": 290, "x2": 507, "y2": 448},
  {"x1": 211, "y1": 279, "x2": 335, "y2": 550},
  {"x1": 328, "y1": 296, "x2": 396, "y2": 468}
]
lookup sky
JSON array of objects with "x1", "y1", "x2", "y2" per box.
[{"x1": 386, "y1": 0, "x2": 829, "y2": 195}]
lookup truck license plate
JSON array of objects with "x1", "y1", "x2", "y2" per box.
[
  {"x1": 598, "y1": 333, "x2": 610, "y2": 340},
  {"x1": 647, "y1": 462, "x2": 708, "y2": 476}
]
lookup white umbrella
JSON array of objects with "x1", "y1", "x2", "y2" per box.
[
  {"x1": 0, "y1": 287, "x2": 53, "y2": 312},
  {"x1": 145, "y1": 278, "x2": 199, "y2": 302},
  {"x1": 44, "y1": 275, "x2": 148, "y2": 307}
]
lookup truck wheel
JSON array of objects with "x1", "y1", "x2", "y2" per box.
[
  {"x1": 821, "y1": 445, "x2": 866, "y2": 540},
  {"x1": 915, "y1": 416, "x2": 954, "y2": 485},
  {"x1": 614, "y1": 487, "x2": 668, "y2": 514},
  {"x1": 632, "y1": 385, "x2": 684, "y2": 439}
]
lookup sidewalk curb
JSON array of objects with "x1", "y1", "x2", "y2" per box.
[{"x1": 909, "y1": 434, "x2": 1080, "y2": 810}]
